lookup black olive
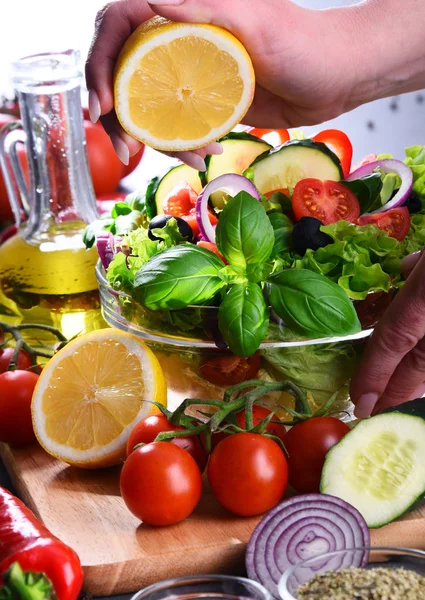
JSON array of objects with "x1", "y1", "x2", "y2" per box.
[
  {"x1": 402, "y1": 190, "x2": 422, "y2": 214},
  {"x1": 292, "y1": 217, "x2": 333, "y2": 255},
  {"x1": 148, "y1": 214, "x2": 193, "y2": 242}
]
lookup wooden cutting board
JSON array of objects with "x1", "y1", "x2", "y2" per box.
[{"x1": 3, "y1": 444, "x2": 425, "y2": 598}]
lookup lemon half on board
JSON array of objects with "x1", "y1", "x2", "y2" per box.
[
  {"x1": 32, "y1": 329, "x2": 166, "y2": 469},
  {"x1": 114, "y1": 17, "x2": 255, "y2": 151}
]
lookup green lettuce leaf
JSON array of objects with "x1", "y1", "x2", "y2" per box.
[{"x1": 405, "y1": 146, "x2": 425, "y2": 203}]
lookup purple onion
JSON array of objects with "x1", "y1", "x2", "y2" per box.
[
  {"x1": 96, "y1": 232, "x2": 116, "y2": 269},
  {"x1": 245, "y1": 493, "x2": 370, "y2": 597},
  {"x1": 195, "y1": 174, "x2": 260, "y2": 242},
  {"x1": 346, "y1": 159, "x2": 413, "y2": 214}
]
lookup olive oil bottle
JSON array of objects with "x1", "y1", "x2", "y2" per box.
[{"x1": 0, "y1": 51, "x2": 105, "y2": 344}]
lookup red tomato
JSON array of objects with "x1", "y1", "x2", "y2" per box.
[
  {"x1": 126, "y1": 413, "x2": 208, "y2": 471},
  {"x1": 96, "y1": 192, "x2": 127, "y2": 216},
  {"x1": 0, "y1": 114, "x2": 29, "y2": 222},
  {"x1": 313, "y1": 129, "x2": 353, "y2": 178},
  {"x1": 357, "y1": 207, "x2": 410, "y2": 241},
  {"x1": 120, "y1": 442, "x2": 202, "y2": 526},
  {"x1": 284, "y1": 417, "x2": 350, "y2": 493},
  {"x1": 199, "y1": 353, "x2": 261, "y2": 387},
  {"x1": 247, "y1": 128, "x2": 290, "y2": 145},
  {"x1": 163, "y1": 182, "x2": 217, "y2": 238},
  {"x1": 196, "y1": 241, "x2": 225, "y2": 261},
  {"x1": 0, "y1": 370, "x2": 39, "y2": 446},
  {"x1": 292, "y1": 178, "x2": 360, "y2": 224},
  {"x1": 264, "y1": 188, "x2": 290, "y2": 198},
  {"x1": 84, "y1": 121, "x2": 124, "y2": 195},
  {"x1": 235, "y1": 406, "x2": 287, "y2": 442},
  {"x1": 207, "y1": 433, "x2": 288, "y2": 516},
  {"x1": 0, "y1": 347, "x2": 34, "y2": 374}
]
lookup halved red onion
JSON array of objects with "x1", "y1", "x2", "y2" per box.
[
  {"x1": 245, "y1": 493, "x2": 370, "y2": 598},
  {"x1": 96, "y1": 232, "x2": 116, "y2": 269},
  {"x1": 346, "y1": 159, "x2": 413, "y2": 214},
  {"x1": 195, "y1": 174, "x2": 260, "y2": 242}
]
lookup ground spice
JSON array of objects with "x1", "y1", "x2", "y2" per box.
[{"x1": 296, "y1": 566, "x2": 425, "y2": 599}]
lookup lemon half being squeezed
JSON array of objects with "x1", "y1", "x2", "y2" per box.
[{"x1": 114, "y1": 17, "x2": 255, "y2": 151}]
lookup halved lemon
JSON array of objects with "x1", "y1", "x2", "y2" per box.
[
  {"x1": 114, "y1": 17, "x2": 255, "y2": 151},
  {"x1": 31, "y1": 329, "x2": 167, "y2": 469}
]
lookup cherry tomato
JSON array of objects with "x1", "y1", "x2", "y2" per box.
[
  {"x1": 208, "y1": 433, "x2": 288, "y2": 516},
  {"x1": 0, "y1": 114, "x2": 29, "y2": 222},
  {"x1": 96, "y1": 192, "x2": 127, "y2": 216},
  {"x1": 284, "y1": 417, "x2": 350, "y2": 493},
  {"x1": 0, "y1": 370, "x2": 39, "y2": 446},
  {"x1": 313, "y1": 129, "x2": 353, "y2": 178},
  {"x1": 247, "y1": 128, "x2": 290, "y2": 145},
  {"x1": 357, "y1": 207, "x2": 410, "y2": 241},
  {"x1": 126, "y1": 413, "x2": 208, "y2": 471},
  {"x1": 264, "y1": 188, "x2": 290, "y2": 198},
  {"x1": 120, "y1": 442, "x2": 202, "y2": 526},
  {"x1": 199, "y1": 353, "x2": 261, "y2": 387},
  {"x1": 292, "y1": 179, "x2": 360, "y2": 224},
  {"x1": 84, "y1": 121, "x2": 124, "y2": 196},
  {"x1": 196, "y1": 241, "x2": 225, "y2": 262},
  {"x1": 235, "y1": 406, "x2": 287, "y2": 442},
  {"x1": 163, "y1": 182, "x2": 218, "y2": 238},
  {"x1": 0, "y1": 347, "x2": 34, "y2": 374}
]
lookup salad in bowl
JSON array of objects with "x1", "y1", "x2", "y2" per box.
[{"x1": 85, "y1": 128, "x2": 425, "y2": 417}]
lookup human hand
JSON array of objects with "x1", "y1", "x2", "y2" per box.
[
  {"x1": 350, "y1": 250, "x2": 425, "y2": 418},
  {"x1": 85, "y1": 0, "x2": 363, "y2": 168}
]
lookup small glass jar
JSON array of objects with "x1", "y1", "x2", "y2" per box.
[
  {"x1": 278, "y1": 546, "x2": 425, "y2": 599},
  {"x1": 131, "y1": 575, "x2": 272, "y2": 600}
]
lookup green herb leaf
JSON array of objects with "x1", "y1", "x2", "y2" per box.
[
  {"x1": 215, "y1": 191, "x2": 274, "y2": 267},
  {"x1": 82, "y1": 217, "x2": 114, "y2": 249},
  {"x1": 218, "y1": 282, "x2": 269, "y2": 357},
  {"x1": 268, "y1": 212, "x2": 293, "y2": 257},
  {"x1": 246, "y1": 262, "x2": 272, "y2": 283},
  {"x1": 111, "y1": 202, "x2": 133, "y2": 218},
  {"x1": 151, "y1": 217, "x2": 190, "y2": 247},
  {"x1": 218, "y1": 264, "x2": 248, "y2": 285},
  {"x1": 125, "y1": 189, "x2": 146, "y2": 212},
  {"x1": 133, "y1": 245, "x2": 225, "y2": 310},
  {"x1": 342, "y1": 173, "x2": 382, "y2": 214},
  {"x1": 266, "y1": 268, "x2": 361, "y2": 338},
  {"x1": 405, "y1": 145, "x2": 425, "y2": 201}
]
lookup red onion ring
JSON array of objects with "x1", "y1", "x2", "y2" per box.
[
  {"x1": 245, "y1": 493, "x2": 370, "y2": 598},
  {"x1": 195, "y1": 174, "x2": 260, "y2": 242},
  {"x1": 96, "y1": 232, "x2": 116, "y2": 269},
  {"x1": 346, "y1": 159, "x2": 413, "y2": 214}
]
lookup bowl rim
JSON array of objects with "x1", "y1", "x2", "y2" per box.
[{"x1": 278, "y1": 545, "x2": 425, "y2": 600}]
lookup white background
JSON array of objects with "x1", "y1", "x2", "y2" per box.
[{"x1": 1, "y1": 0, "x2": 424, "y2": 187}]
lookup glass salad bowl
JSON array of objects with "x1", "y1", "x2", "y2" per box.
[
  {"x1": 278, "y1": 547, "x2": 425, "y2": 599},
  {"x1": 96, "y1": 263, "x2": 394, "y2": 417}
]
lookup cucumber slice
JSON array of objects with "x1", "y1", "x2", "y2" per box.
[
  {"x1": 145, "y1": 164, "x2": 203, "y2": 219},
  {"x1": 320, "y1": 407, "x2": 425, "y2": 528},
  {"x1": 205, "y1": 132, "x2": 271, "y2": 209},
  {"x1": 243, "y1": 139, "x2": 343, "y2": 194}
]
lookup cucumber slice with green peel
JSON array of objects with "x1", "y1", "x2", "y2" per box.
[
  {"x1": 205, "y1": 132, "x2": 271, "y2": 209},
  {"x1": 243, "y1": 139, "x2": 343, "y2": 195},
  {"x1": 320, "y1": 407, "x2": 425, "y2": 528},
  {"x1": 145, "y1": 164, "x2": 203, "y2": 219}
]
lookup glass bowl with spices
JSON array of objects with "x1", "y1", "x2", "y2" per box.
[{"x1": 278, "y1": 546, "x2": 425, "y2": 600}]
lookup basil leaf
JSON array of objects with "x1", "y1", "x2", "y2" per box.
[
  {"x1": 266, "y1": 269, "x2": 361, "y2": 338},
  {"x1": 343, "y1": 174, "x2": 382, "y2": 214},
  {"x1": 125, "y1": 189, "x2": 146, "y2": 213},
  {"x1": 133, "y1": 245, "x2": 225, "y2": 310},
  {"x1": 268, "y1": 212, "x2": 293, "y2": 257},
  {"x1": 218, "y1": 282, "x2": 269, "y2": 357},
  {"x1": 215, "y1": 191, "x2": 274, "y2": 268},
  {"x1": 111, "y1": 202, "x2": 133, "y2": 218},
  {"x1": 246, "y1": 262, "x2": 272, "y2": 283}
]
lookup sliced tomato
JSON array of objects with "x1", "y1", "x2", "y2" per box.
[
  {"x1": 196, "y1": 241, "x2": 225, "y2": 262},
  {"x1": 292, "y1": 179, "x2": 360, "y2": 225},
  {"x1": 264, "y1": 188, "x2": 290, "y2": 199},
  {"x1": 247, "y1": 128, "x2": 290, "y2": 145},
  {"x1": 163, "y1": 182, "x2": 198, "y2": 216},
  {"x1": 199, "y1": 353, "x2": 261, "y2": 387},
  {"x1": 313, "y1": 129, "x2": 353, "y2": 178},
  {"x1": 358, "y1": 207, "x2": 410, "y2": 241}
]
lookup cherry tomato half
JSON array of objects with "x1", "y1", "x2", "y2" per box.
[
  {"x1": 0, "y1": 370, "x2": 39, "y2": 446},
  {"x1": 284, "y1": 417, "x2": 350, "y2": 493},
  {"x1": 126, "y1": 413, "x2": 208, "y2": 472},
  {"x1": 163, "y1": 182, "x2": 217, "y2": 238},
  {"x1": 208, "y1": 433, "x2": 288, "y2": 516},
  {"x1": 199, "y1": 353, "x2": 261, "y2": 387},
  {"x1": 357, "y1": 207, "x2": 410, "y2": 241},
  {"x1": 196, "y1": 241, "x2": 225, "y2": 262},
  {"x1": 292, "y1": 179, "x2": 360, "y2": 224},
  {"x1": 313, "y1": 129, "x2": 353, "y2": 178},
  {"x1": 120, "y1": 442, "x2": 202, "y2": 526}
]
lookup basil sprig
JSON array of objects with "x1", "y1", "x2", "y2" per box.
[{"x1": 133, "y1": 191, "x2": 361, "y2": 355}]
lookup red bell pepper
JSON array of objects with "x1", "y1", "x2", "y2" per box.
[
  {"x1": 246, "y1": 127, "x2": 290, "y2": 145},
  {"x1": 0, "y1": 486, "x2": 83, "y2": 600},
  {"x1": 312, "y1": 129, "x2": 353, "y2": 178}
]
